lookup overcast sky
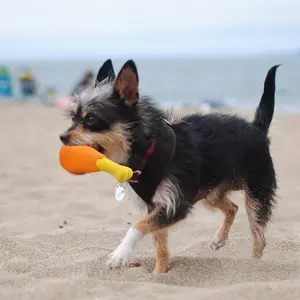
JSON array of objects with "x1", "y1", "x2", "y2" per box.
[{"x1": 1, "y1": 0, "x2": 299, "y2": 59}]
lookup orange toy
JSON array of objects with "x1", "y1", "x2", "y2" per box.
[{"x1": 59, "y1": 145, "x2": 133, "y2": 183}]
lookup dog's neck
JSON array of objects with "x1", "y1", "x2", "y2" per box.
[{"x1": 127, "y1": 118, "x2": 176, "y2": 205}]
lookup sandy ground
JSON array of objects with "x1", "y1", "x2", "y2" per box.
[{"x1": 0, "y1": 102, "x2": 300, "y2": 300}]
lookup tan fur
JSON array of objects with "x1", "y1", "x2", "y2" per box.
[
  {"x1": 202, "y1": 185, "x2": 266, "y2": 258},
  {"x1": 201, "y1": 185, "x2": 238, "y2": 247},
  {"x1": 90, "y1": 123, "x2": 131, "y2": 164},
  {"x1": 135, "y1": 209, "x2": 174, "y2": 234},
  {"x1": 115, "y1": 67, "x2": 139, "y2": 104},
  {"x1": 245, "y1": 193, "x2": 266, "y2": 258},
  {"x1": 153, "y1": 230, "x2": 169, "y2": 273},
  {"x1": 69, "y1": 124, "x2": 85, "y2": 138},
  {"x1": 209, "y1": 196, "x2": 238, "y2": 241},
  {"x1": 134, "y1": 209, "x2": 172, "y2": 273},
  {"x1": 68, "y1": 123, "x2": 131, "y2": 164}
]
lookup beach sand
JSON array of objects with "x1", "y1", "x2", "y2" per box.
[{"x1": 0, "y1": 102, "x2": 300, "y2": 300}]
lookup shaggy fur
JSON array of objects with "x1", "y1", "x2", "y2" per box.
[{"x1": 60, "y1": 59, "x2": 279, "y2": 273}]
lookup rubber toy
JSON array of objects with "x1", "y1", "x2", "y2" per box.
[{"x1": 59, "y1": 145, "x2": 133, "y2": 183}]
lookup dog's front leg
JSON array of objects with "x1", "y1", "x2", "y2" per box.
[
  {"x1": 153, "y1": 229, "x2": 169, "y2": 273},
  {"x1": 107, "y1": 208, "x2": 172, "y2": 271}
]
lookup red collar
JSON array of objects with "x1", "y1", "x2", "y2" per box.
[
  {"x1": 127, "y1": 118, "x2": 178, "y2": 183},
  {"x1": 128, "y1": 140, "x2": 156, "y2": 183}
]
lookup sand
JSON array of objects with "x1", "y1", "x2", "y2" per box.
[{"x1": 0, "y1": 102, "x2": 300, "y2": 300}]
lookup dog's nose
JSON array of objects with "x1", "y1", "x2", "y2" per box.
[{"x1": 59, "y1": 132, "x2": 70, "y2": 144}]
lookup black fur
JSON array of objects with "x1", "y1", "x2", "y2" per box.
[
  {"x1": 95, "y1": 59, "x2": 115, "y2": 85},
  {"x1": 253, "y1": 65, "x2": 280, "y2": 134},
  {"x1": 60, "y1": 60, "x2": 279, "y2": 259},
  {"x1": 130, "y1": 66, "x2": 278, "y2": 228}
]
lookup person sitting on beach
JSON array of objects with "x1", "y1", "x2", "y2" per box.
[{"x1": 70, "y1": 71, "x2": 94, "y2": 96}]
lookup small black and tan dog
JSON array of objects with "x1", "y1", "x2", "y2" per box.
[{"x1": 60, "y1": 59, "x2": 279, "y2": 273}]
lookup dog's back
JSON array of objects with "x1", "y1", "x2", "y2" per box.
[
  {"x1": 182, "y1": 66, "x2": 278, "y2": 193},
  {"x1": 182, "y1": 111, "x2": 272, "y2": 187},
  {"x1": 171, "y1": 65, "x2": 279, "y2": 258}
]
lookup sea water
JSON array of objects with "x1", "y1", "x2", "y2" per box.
[{"x1": 2, "y1": 55, "x2": 299, "y2": 112}]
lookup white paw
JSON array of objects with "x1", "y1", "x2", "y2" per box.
[
  {"x1": 107, "y1": 227, "x2": 142, "y2": 269},
  {"x1": 209, "y1": 237, "x2": 226, "y2": 251},
  {"x1": 107, "y1": 242, "x2": 135, "y2": 268}
]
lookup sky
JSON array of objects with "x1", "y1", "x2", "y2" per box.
[{"x1": 0, "y1": 0, "x2": 300, "y2": 59}]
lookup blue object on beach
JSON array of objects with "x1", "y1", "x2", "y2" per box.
[{"x1": 0, "y1": 66, "x2": 13, "y2": 97}]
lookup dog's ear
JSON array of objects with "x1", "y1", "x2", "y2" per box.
[
  {"x1": 95, "y1": 59, "x2": 115, "y2": 86},
  {"x1": 114, "y1": 60, "x2": 139, "y2": 105}
]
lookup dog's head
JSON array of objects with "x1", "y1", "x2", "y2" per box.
[{"x1": 59, "y1": 59, "x2": 140, "y2": 164}]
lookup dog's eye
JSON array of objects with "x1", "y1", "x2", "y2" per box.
[
  {"x1": 83, "y1": 113, "x2": 109, "y2": 131},
  {"x1": 85, "y1": 114, "x2": 97, "y2": 126}
]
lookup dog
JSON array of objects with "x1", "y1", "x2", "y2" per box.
[{"x1": 59, "y1": 59, "x2": 279, "y2": 273}]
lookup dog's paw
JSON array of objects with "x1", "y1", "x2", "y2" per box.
[
  {"x1": 209, "y1": 237, "x2": 226, "y2": 251},
  {"x1": 153, "y1": 265, "x2": 169, "y2": 274},
  {"x1": 107, "y1": 243, "x2": 135, "y2": 269}
]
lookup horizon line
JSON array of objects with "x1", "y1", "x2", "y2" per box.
[{"x1": 1, "y1": 50, "x2": 297, "y2": 62}]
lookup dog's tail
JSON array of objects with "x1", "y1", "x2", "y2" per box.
[{"x1": 253, "y1": 65, "x2": 280, "y2": 134}]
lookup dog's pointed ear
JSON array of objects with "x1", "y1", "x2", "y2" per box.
[
  {"x1": 95, "y1": 59, "x2": 115, "y2": 86},
  {"x1": 114, "y1": 60, "x2": 139, "y2": 105}
]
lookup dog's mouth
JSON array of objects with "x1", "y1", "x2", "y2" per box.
[{"x1": 89, "y1": 144, "x2": 104, "y2": 153}]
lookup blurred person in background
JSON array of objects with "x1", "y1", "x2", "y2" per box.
[
  {"x1": 18, "y1": 69, "x2": 37, "y2": 98},
  {"x1": 70, "y1": 71, "x2": 94, "y2": 96}
]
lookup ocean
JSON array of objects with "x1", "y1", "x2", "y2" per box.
[{"x1": 2, "y1": 55, "x2": 300, "y2": 112}]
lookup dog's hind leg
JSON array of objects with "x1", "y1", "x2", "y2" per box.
[
  {"x1": 245, "y1": 192, "x2": 267, "y2": 258},
  {"x1": 202, "y1": 187, "x2": 238, "y2": 251},
  {"x1": 244, "y1": 154, "x2": 277, "y2": 258},
  {"x1": 245, "y1": 184, "x2": 276, "y2": 258}
]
